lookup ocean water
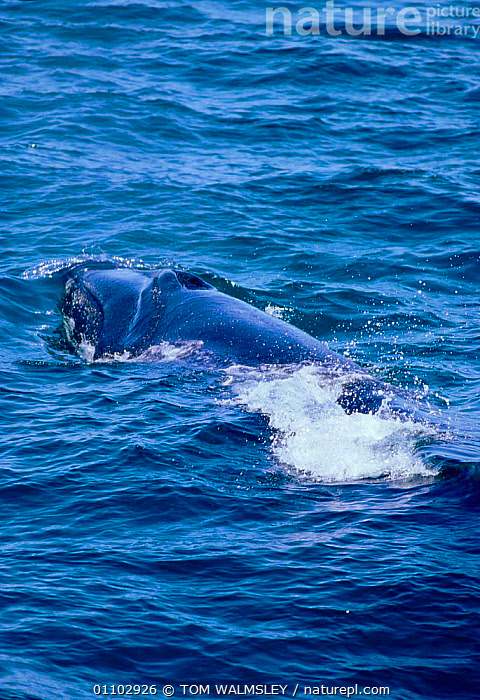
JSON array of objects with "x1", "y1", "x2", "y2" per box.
[{"x1": 1, "y1": 1, "x2": 480, "y2": 699}]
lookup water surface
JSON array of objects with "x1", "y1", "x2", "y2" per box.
[{"x1": 0, "y1": 2, "x2": 479, "y2": 699}]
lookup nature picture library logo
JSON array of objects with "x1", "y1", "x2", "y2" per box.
[{"x1": 265, "y1": 2, "x2": 480, "y2": 38}]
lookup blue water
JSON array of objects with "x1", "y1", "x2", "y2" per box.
[{"x1": 1, "y1": 1, "x2": 480, "y2": 699}]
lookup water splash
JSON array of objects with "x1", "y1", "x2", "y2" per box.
[
  {"x1": 225, "y1": 364, "x2": 435, "y2": 483},
  {"x1": 21, "y1": 254, "x2": 148, "y2": 280}
]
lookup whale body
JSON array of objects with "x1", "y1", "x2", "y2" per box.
[{"x1": 59, "y1": 262, "x2": 411, "y2": 416}]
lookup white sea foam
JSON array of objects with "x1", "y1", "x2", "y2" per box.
[
  {"x1": 225, "y1": 364, "x2": 434, "y2": 483},
  {"x1": 67, "y1": 331, "x2": 204, "y2": 365},
  {"x1": 264, "y1": 304, "x2": 293, "y2": 319},
  {"x1": 135, "y1": 341, "x2": 205, "y2": 362}
]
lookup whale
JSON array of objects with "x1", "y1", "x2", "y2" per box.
[{"x1": 58, "y1": 261, "x2": 414, "y2": 417}]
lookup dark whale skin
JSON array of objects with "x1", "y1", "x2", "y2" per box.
[
  {"x1": 61, "y1": 266, "x2": 360, "y2": 370},
  {"x1": 60, "y1": 264, "x2": 413, "y2": 416}
]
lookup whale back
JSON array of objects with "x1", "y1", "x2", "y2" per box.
[
  {"x1": 60, "y1": 267, "x2": 216, "y2": 358},
  {"x1": 58, "y1": 264, "x2": 425, "y2": 418},
  {"x1": 60, "y1": 265, "x2": 357, "y2": 369}
]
